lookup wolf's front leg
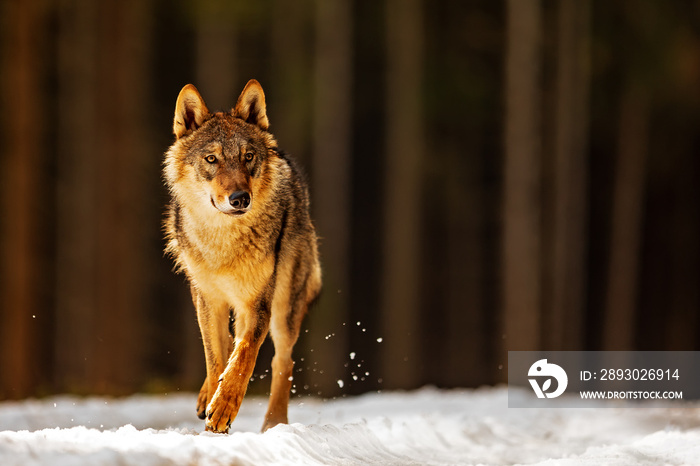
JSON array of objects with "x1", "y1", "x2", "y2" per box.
[
  {"x1": 205, "y1": 301, "x2": 270, "y2": 433},
  {"x1": 193, "y1": 291, "x2": 232, "y2": 422}
]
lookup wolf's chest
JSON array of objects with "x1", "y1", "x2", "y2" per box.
[{"x1": 181, "y1": 221, "x2": 276, "y2": 304}]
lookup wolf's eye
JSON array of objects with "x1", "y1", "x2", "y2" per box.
[
  {"x1": 244, "y1": 151, "x2": 254, "y2": 162},
  {"x1": 205, "y1": 155, "x2": 217, "y2": 164}
]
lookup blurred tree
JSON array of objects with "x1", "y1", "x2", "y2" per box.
[
  {"x1": 546, "y1": 0, "x2": 590, "y2": 350},
  {"x1": 308, "y1": 0, "x2": 353, "y2": 395},
  {"x1": 603, "y1": 84, "x2": 648, "y2": 350},
  {"x1": 436, "y1": 1, "x2": 503, "y2": 388},
  {"x1": 502, "y1": 0, "x2": 542, "y2": 361},
  {"x1": 0, "y1": 0, "x2": 49, "y2": 399},
  {"x1": 380, "y1": 0, "x2": 425, "y2": 389},
  {"x1": 54, "y1": 0, "x2": 153, "y2": 394},
  {"x1": 55, "y1": 0, "x2": 100, "y2": 394},
  {"x1": 602, "y1": 0, "x2": 661, "y2": 351}
]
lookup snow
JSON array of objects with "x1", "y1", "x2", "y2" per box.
[{"x1": 1, "y1": 387, "x2": 700, "y2": 465}]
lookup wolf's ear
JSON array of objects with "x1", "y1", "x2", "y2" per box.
[
  {"x1": 174, "y1": 84, "x2": 209, "y2": 139},
  {"x1": 233, "y1": 79, "x2": 269, "y2": 131}
]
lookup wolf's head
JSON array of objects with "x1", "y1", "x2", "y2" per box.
[{"x1": 165, "y1": 80, "x2": 280, "y2": 217}]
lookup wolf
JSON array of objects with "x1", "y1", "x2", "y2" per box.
[{"x1": 163, "y1": 79, "x2": 322, "y2": 433}]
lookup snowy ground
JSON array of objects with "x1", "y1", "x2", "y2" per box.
[{"x1": 1, "y1": 387, "x2": 700, "y2": 465}]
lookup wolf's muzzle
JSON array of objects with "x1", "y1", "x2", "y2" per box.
[{"x1": 229, "y1": 191, "x2": 251, "y2": 212}]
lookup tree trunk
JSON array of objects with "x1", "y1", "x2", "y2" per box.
[
  {"x1": 380, "y1": 0, "x2": 425, "y2": 389},
  {"x1": 54, "y1": 0, "x2": 152, "y2": 394},
  {"x1": 0, "y1": 0, "x2": 48, "y2": 399},
  {"x1": 603, "y1": 85, "x2": 648, "y2": 350},
  {"x1": 502, "y1": 0, "x2": 542, "y2": 364},
  {"x1": 446, "y1": 150, "x2": 486, "y2": 387},
  {"x1": 308, "y1": 0, "x2": 353, "y2": 395},
  {"x1": 96, "y1": 0, "x2": 152, "y2": 394},
  {"x1": 547, "y1": 0, "x2": 590, "y2": 350},
  {"x1": 55, "y1": 0, "x2": 100, "y2": 393}
]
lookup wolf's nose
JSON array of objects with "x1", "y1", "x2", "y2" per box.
[{"x1": 229, "y1": 191, "x2": 251, "y2": 210}]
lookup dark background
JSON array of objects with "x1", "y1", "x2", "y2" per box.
[{"x1": 1, "y1": 0, "x2": 699, "y2": 400}]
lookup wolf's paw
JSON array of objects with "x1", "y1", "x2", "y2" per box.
[
  {"x1": 205, "y1": 391, "x2": 240, "y2": 434},
  {"x1": 196, "y1": 384, "x2": 208, "y2": 420}
]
